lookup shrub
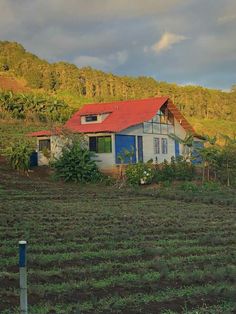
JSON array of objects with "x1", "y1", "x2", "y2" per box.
[
  {"x1": 153, "y1": 156, "x2": 195, "y2": 183},
  {"x1": 180, "y1": 182, "x2": 199, "y2": 192},
  {"x1": 3, "y1": 139, "x2": 34, "y2": 172},
  {"x1": 52, "y1": 141, "x2": 102, "y2": 183},
  {"x1": 201, "y1": 181, "x2": 221, "y2": 191},
  {"x1": 125, "y1": 162, "x2": 154, "y2": 186},
  {"x1": 154, "y1": 159, "x2": 175, "y2": 182},
  {"x1": 174, "y1": 156, "x2": 195, "y2": 180}
]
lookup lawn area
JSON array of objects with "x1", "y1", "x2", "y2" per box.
[{"x1": 0, "y1": 162, "x2": 235, "y2": 314}]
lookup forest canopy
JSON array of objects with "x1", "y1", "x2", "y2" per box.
[{"x1": 0, "y1": 40, "x2": 236, "y2": 123}]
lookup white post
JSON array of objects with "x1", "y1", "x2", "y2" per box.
[{"x1": 19, "y1": 240, "x2": 28, "y2": 314}]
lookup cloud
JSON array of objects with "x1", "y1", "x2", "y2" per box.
[
  {"x1": 74, "y1": 56, "x2": 107, "y2": 69},
  {"x1": 0, "y1": 0, "x2": 235, "y2": 89},
  {"x1": 152, "y1": 32, "x2": 187, "y2": 54},
  {"x1": 218, "y1": 14, "x2": 236, "y2": 24},
  {"x1": 74, "y1": 51, "x2": 128, "y2": 71}
]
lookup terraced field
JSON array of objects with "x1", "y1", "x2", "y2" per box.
[{"x1": 0, "y1": 163, "x2": 235, "y2": 313}]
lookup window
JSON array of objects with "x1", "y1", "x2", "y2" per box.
[
  {"x1": 153, "y1": 123, "x2": 161, "y2": 133},
  {"x1": 143, "y1": 122, "x2": 152, "y2": 133},
  {"x1": 85, "y1": 115, "x2": 98, "y2": 122},
  {"x1": 161, "y1": 124, "x2": 168, "y2": 134},
  {"x1": 39, "y1": 139, "x2": 50, "y2": 151},
  {"x1": 162, "y1": 138, "x2": 168, "y2": 154},
  {"x1": 89, "y1": 136, "x2": 112, "y2": 153},
  {"x1": 154, "y1": 138, "x2": 160, "y2": 154},
  {"x1": 143, "y1": 104, "x2": 174, "y2": 134}
]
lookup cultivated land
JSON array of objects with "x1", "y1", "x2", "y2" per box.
[{"x1": 0, "y1": 163, "x2": 236, "y2": 314}]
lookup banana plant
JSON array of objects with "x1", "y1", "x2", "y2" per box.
[{"x1": 169, "y1": 132, "x2": 194, "y2": 161}]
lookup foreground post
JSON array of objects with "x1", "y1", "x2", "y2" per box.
[{"x1": 19, "y1": 240, "x2": 28, "y2": 314}]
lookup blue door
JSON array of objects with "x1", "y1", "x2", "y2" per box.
[
  {"x1": 175, "y1": 140, "x2": 180, "y2": 157},
  {"x1": 115, "y1": 134, "x2": 136, "y2": 164},
  {"x1": 137, "y1": 136, "x2": 143, "y2": 162},
  {"x1": 30, "y1": 151, "x2": 38, "y2": 167}
]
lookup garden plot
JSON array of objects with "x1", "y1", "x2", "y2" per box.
[{"x1": 0, "y1": 165, "x2": 235, "y2": 313}]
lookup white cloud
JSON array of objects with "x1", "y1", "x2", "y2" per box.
[
  {"x1": 74, "y1": 50, "x2": 128, "y2": 70},
  {"x1": 218, "y1": 14, "x2": 236, "y2": 24},
  {"x1": 152, "y1": 32, "x2": 187, "y2": 54},
  {"x1": 74, "y1": 56, "x2": 107, "y2": 68}
]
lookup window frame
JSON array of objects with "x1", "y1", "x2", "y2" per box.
[
  {"x1": 38, "y1": 139, "x2": 51, "y2": 152},
  {"x1": 161, "y1": 138, "x2": 168, "y2": 154},
  {"x1": 85, "y1": 115, "x2": 98, "y2": 122},
  {"x1": 89, "y1": 136, "x2": 112, "y2": 154},
  {"x1": 153, "y1": 137, "x2": 160, "y2": 154},
  {"x1": 143, "y1": 106, "x2": 175, "y2": 135}
]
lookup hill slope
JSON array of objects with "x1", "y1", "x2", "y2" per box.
[{"x1": 0, "y1": 40, "x2": 236, "y2": 137}]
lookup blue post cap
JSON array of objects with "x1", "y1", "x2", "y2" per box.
[{"x1": 19, "y1": 240, "x2": 27, "y2": 267}]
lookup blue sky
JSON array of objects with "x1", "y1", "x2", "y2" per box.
[{"x1": 0, "y1": 0, "x2": 236, "y2": 90}]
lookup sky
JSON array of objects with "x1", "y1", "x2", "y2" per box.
[{"x1": 0, "y1": 0, "x2": 236, "y2": 90}]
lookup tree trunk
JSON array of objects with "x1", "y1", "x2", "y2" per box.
[
  {"x1": 226, "y1": 160, "x2": 230, "y2": 187},
  {"x1": 202, "y1": 161, "x2": 205, "y2": 184}
]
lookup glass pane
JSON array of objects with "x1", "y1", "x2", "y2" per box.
[
  {"x1": 153, "y1": 123, "x2": 161, "y2": 133},
  {"x1": 85, "y1": 115, "x2": 97, "y2": 122},
  {"x1": 89, "y1": 137, "x2": 97, "y2": 152},
  {"x1": 154, "y1": 138, "x2": 160, "y2": 154},
  {"x1": 97, "y1": 137, "x2": 111, "y2": 153},
  {"x1": 162, "y1": 138, "x2": 168, "y2": 154},
  {"x1": 104, "y1": 137, "x2": 111, "y2": 153},
  {"x1": 161, "y1": 124, "x2": 168, "y2": 134},
  {"x1": 143, "y1": 122, "x2": 152, "y2": 133},
  {"x1": 152, "y1": 114, "x2": 160, "y2": 123},
  {"x1": 97, "y1": 138, "x2": 104, "y2": 153},
  {"x1": 39, "y1": 140, "x2": 50, "y2": 151},
  {"x1": 168, "y1": 124, "x2": 174, "y2": 134}
]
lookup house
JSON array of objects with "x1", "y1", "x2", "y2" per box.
[{"x1": 30, "y1": 97, "x2": 200, "y2": 175}]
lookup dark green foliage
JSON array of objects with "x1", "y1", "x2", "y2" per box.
[
  {"x1": 180, "y1": 182, "x2": 199, "y2": 192},
  {"x1": 3, "y1": 139, "x2": 34, "y2": 172},
  {"x1": 53, "y1": 141, "x2": 102, "y2": 183},
  {"x1": 154, "y1": 157, "x2": 195, "y2": 183},
  {"x1": 196, "y1": 136, "x2": 236, "y2": 186}
]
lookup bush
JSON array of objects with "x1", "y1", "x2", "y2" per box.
[
  {"x1": 125, "y1": 162, "x2": 154, "y2": 186},
  {"x1": 52, "y1": 141, "x2": 102, "y2": 183},
  {"x1": 201, "y1": 181, "x2": 221, "y2": 191},
  {"x1": 153, "y1": 156, "x2": 195, "y2": 183},
  {"x1": 3, "y1": 139, "x2": 34, "y2": 172},
  {"x1": 174, "y1": 156, "x2": 195, "y2": 180},
  {"x1": 180, "y1": 182, "x2": 199, "y2": 192},
  {"x1": 153, "y1": 159, "x2": 175, "y2": 182}
]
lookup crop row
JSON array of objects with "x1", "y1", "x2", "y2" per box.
[{"x1": 1, "y1": 282, "x2": 235, "y2": 314}]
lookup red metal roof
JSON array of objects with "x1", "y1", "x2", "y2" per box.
[
  {"x1": 30, "y1": 97, "x2": 195, "y2": 136},
  {"x1": 28, "y1": 128, "x2": 62, "y2": 137},
  {"x1": 64, "y1": 97, "x2": 169, "y2": 133}
]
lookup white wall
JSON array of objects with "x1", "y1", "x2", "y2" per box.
[
  {"x1": 36, "y1": 135, "x2": 68, "y2": 166},
  {"x1": 119, "y1": 122, "x2": 181, "y2": 163},
  {"x1": 36, "y1": 119, "x2": 188, "y2": 168},
  {"x1": 85, "y1": 133, "x2": 115, "y2": 170}
]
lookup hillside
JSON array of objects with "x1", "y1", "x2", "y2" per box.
[
  {"x1": 0, "y1": 74, "x2": 29, "y2": 92},
  {"x1": 0, "y1": 40, "x2": 236, "y2": 138}
]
